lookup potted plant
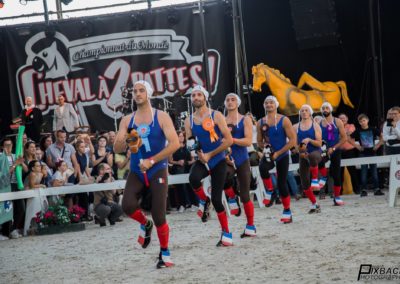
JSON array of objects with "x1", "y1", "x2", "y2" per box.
[{"x1": 35, "y1": 200, "x2": 86, "y2": 235}]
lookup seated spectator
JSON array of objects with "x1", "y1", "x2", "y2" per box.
[
  {"x1": 24, "y1": 160, "x2": 46, "y2": 189},
  {"x1": 350, "y1": 114, "x2": 384, "y2": 196},
  {"x1": 382, "y1": 106, "x2": 400, "y2": 155},
  {"x1": 52, "y1": 160, "x2": 73, "y2": 187},
  {"x1": 94, "y1": 163, "x2": 122, "y2": 226}
]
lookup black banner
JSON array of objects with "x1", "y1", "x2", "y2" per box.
[{"x1": 4, "y1": 2, "x2": 233, "y2": 132}]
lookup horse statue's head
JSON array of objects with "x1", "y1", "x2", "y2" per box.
[{"x1": 252, "y1": 63, "x2": 268, "y2": 92}]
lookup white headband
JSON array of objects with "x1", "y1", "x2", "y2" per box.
[
  {"x1": 224, "y1": 93, "x2": 241, "y2": 107},
  {"x1": 264, "y1": 95, "x2": 279, "y2": 108},
  {"x1": 320, "y1": 102, "x2": 333, "y2": 113},
  {"x1": 134, "y1": 80, "x2": 154, "y2": 98},
  {"x1": 191, "y1": 85, "x2": 209, "y2": 101},
  {"x1": 299, "y1": 104, "x2": 313, "y2": 115}
]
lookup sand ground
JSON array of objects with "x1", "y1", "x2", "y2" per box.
[{"x1": 0, "y1": 192, "x2": 399, "y2": 284}]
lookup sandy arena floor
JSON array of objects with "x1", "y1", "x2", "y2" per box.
[{"x1": 0, "y1": 192, "x2": 399, "y2": 284}]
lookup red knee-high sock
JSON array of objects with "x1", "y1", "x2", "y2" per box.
[
  {"x1": 129, "y1": 209, "x2": 147, "y2": 225},
  {"x1": 224, "y1": 187, "x2": 236, "y2": 199},
  {"x1": 194, "y1": 186, "x2": 207, "y2": 201},
  {"x1": 156, "y1": 223, "x2": 169, "y2": 250},
  {"x1": 217, "y1": 211, "x2": 229, "y2": 233},
  {"x1": 243, "y1": 201, "x2": 254, "y2": 226},
  {"x1": 310, "y1": 166, "x2": 319, "y2": 180},
  {"x1": 262, "y1": 177, "x2": 273, "y2": 191},
  {"x1": 304, "y1": 187, "x2": 317, "y2": 204},
  {"x1": 281, "y1": 195, "x2": 291, "y2": 210},
  {"x1": 333, "y1": 185, "x2": 341, "y2": 197},
  {"x1": 319, "y1": 167, "x2": 328, "y2": 177}
]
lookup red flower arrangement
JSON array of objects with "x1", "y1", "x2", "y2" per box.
[{"x1": 35, "y1": 201, "x2": 86, "y2": 227}]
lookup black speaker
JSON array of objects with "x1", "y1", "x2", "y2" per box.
[{"x1": 290, "y1": 0, "x2": 339, "y2": 49}]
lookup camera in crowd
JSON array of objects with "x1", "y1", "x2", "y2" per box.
[
  {"x1": 187, "y1": 136, "x2": 201, "y2": 152},
  {"x1": 321, "y1": 141, "x2": 328, "y2": 158},
  {"x1": 263, "y1": 144, "x2": 273, "y2": 162},
  {"x1": 99, "y1": 172, "x2": 110, "y2": 183}
]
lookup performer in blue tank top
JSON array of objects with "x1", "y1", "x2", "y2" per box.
[
  {"x1": 185, "y1": 85, "x2": 234, "y2": 247},
  {"x1": 293, "y1": 104, "x2": 323, "y2": 213},
  {"x1": 256, "y1": 95, "x2": 296, "y2": 223},
  {"x1": 318, "y1": 102, "x2": 347, "y2": 205},
  {"x1": 114, "y1": 80, "x2": 179, "y2": 269},
  {"x1": 223, "y1": 93, "x2": 256, "y2": 238}
]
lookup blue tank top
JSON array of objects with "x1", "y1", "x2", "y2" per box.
[
  {"x1": 230, "y1": 117, "x2": 249, "y2": 168},
  {"x1": 260, "y1": 116, "x2": 289, "y2": 161},
  {"x1": 191, "y1": 111, "x2": 225, "y2": 169},
  {"x1": 297, "y1": 123, "x2": 320, "y2": 153},
  {"x1": 129, "y1": 110, "x2": 168, "y2": 182},
  {"x1": 320, "y1": 119, "x2": 339, "y2": 147}
]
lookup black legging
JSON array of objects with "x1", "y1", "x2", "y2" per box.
[
  {"x1": 189, "y1": 160, "x2": 227, "y2": 213},
  {"x1": 340, "y1": 149, "x2": 360, "y2": 193},
  {"x1": 299, "y1": 151, "x2": 322, "y2": 190},
  {"x1": 122, "y1": 169, "x2": 168, "y2": 227},
  {"x1": 259, "y1": 155, "x2": 290, "y2": 198},
  {"x1": 319, "y1": 149, "x2": 342, "y2": 187},
  {"x1": 236, "y1": 160, "x2": 251, "y2": 203}
]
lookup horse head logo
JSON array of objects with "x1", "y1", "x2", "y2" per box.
[{"x1": 30, "y1": 41, "x2": 69, "y2": 79}]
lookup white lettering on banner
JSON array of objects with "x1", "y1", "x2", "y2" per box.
[{"x1": 15, "y1": 29, "x2": 221, "y2": 121}]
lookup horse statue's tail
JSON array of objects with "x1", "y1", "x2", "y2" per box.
[{"x1": 336, "y1": 81, "x2": 354, "y2": 108}]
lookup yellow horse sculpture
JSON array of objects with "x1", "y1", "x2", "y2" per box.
[{"x1": 252, "y1": 63, "x2": 354, "y2": 116}]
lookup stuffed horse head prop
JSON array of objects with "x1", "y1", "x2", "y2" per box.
[{"x1": 126, "y1": 128, "x2": 142, "y2": 154}]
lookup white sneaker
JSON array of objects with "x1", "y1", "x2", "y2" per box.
[
  {"x1": 178, "y1": 206, "x2": 185, "y2": 213},
  {"x1": 0, "y1": 235, "x2": 9, "y2": 241},
  {"x1": 10, "y1": 229, "x2": 22, "y2": 239}
]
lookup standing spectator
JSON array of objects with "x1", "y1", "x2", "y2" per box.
[
  {"x1": 53, "y1": 95, "x2": 79, "y2": 133},
  {"x1": 20, "y1": 97, "x2": 43, "y2": 143},
  {"x1": 351, "y1": 114, "x2": 384, "y2": 196},
  {"x1": 382, "y1": 107, "x2": 400, "y2": 155},
  {"x1": 35, "y1": 145, "x2": 52, "y2": 187},
  {"x1": 46, "y1": 130, "x2": 79, "y2": 183},
  {"x1": 1, "y1": 138, "x2": 25, "y2": 239},
  {"x1": 39, "y1": 135, "x2": 53, "y2": 165},
  {"x1": 169, "y1": 131, "x2": 196, "y2": 212},
  {"x1": 108, "y1": 131, "x2": 116, "y2": 149},
  {"x1": 21, "y1": 141, "x2": 36, "y2": 178},
  {"x1": 91, "y1": 136, "x2": 113, "y2": 177},
  {"x1": 114, "y1": 150, "x2": 131, "y2": 180},
  {"x1": 94, "y1": 163, "x2": 123, "y2": 226},
  {"x1": 338, "y1": 113, "x2": 360, "y2": 194},
  {"x1": 22, "y1": 133, "x2": 28, "y2": 146}
]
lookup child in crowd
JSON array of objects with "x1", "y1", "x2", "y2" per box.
[{"x1": 350, "y1": 114, "x2": 384, "y2": 196}]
